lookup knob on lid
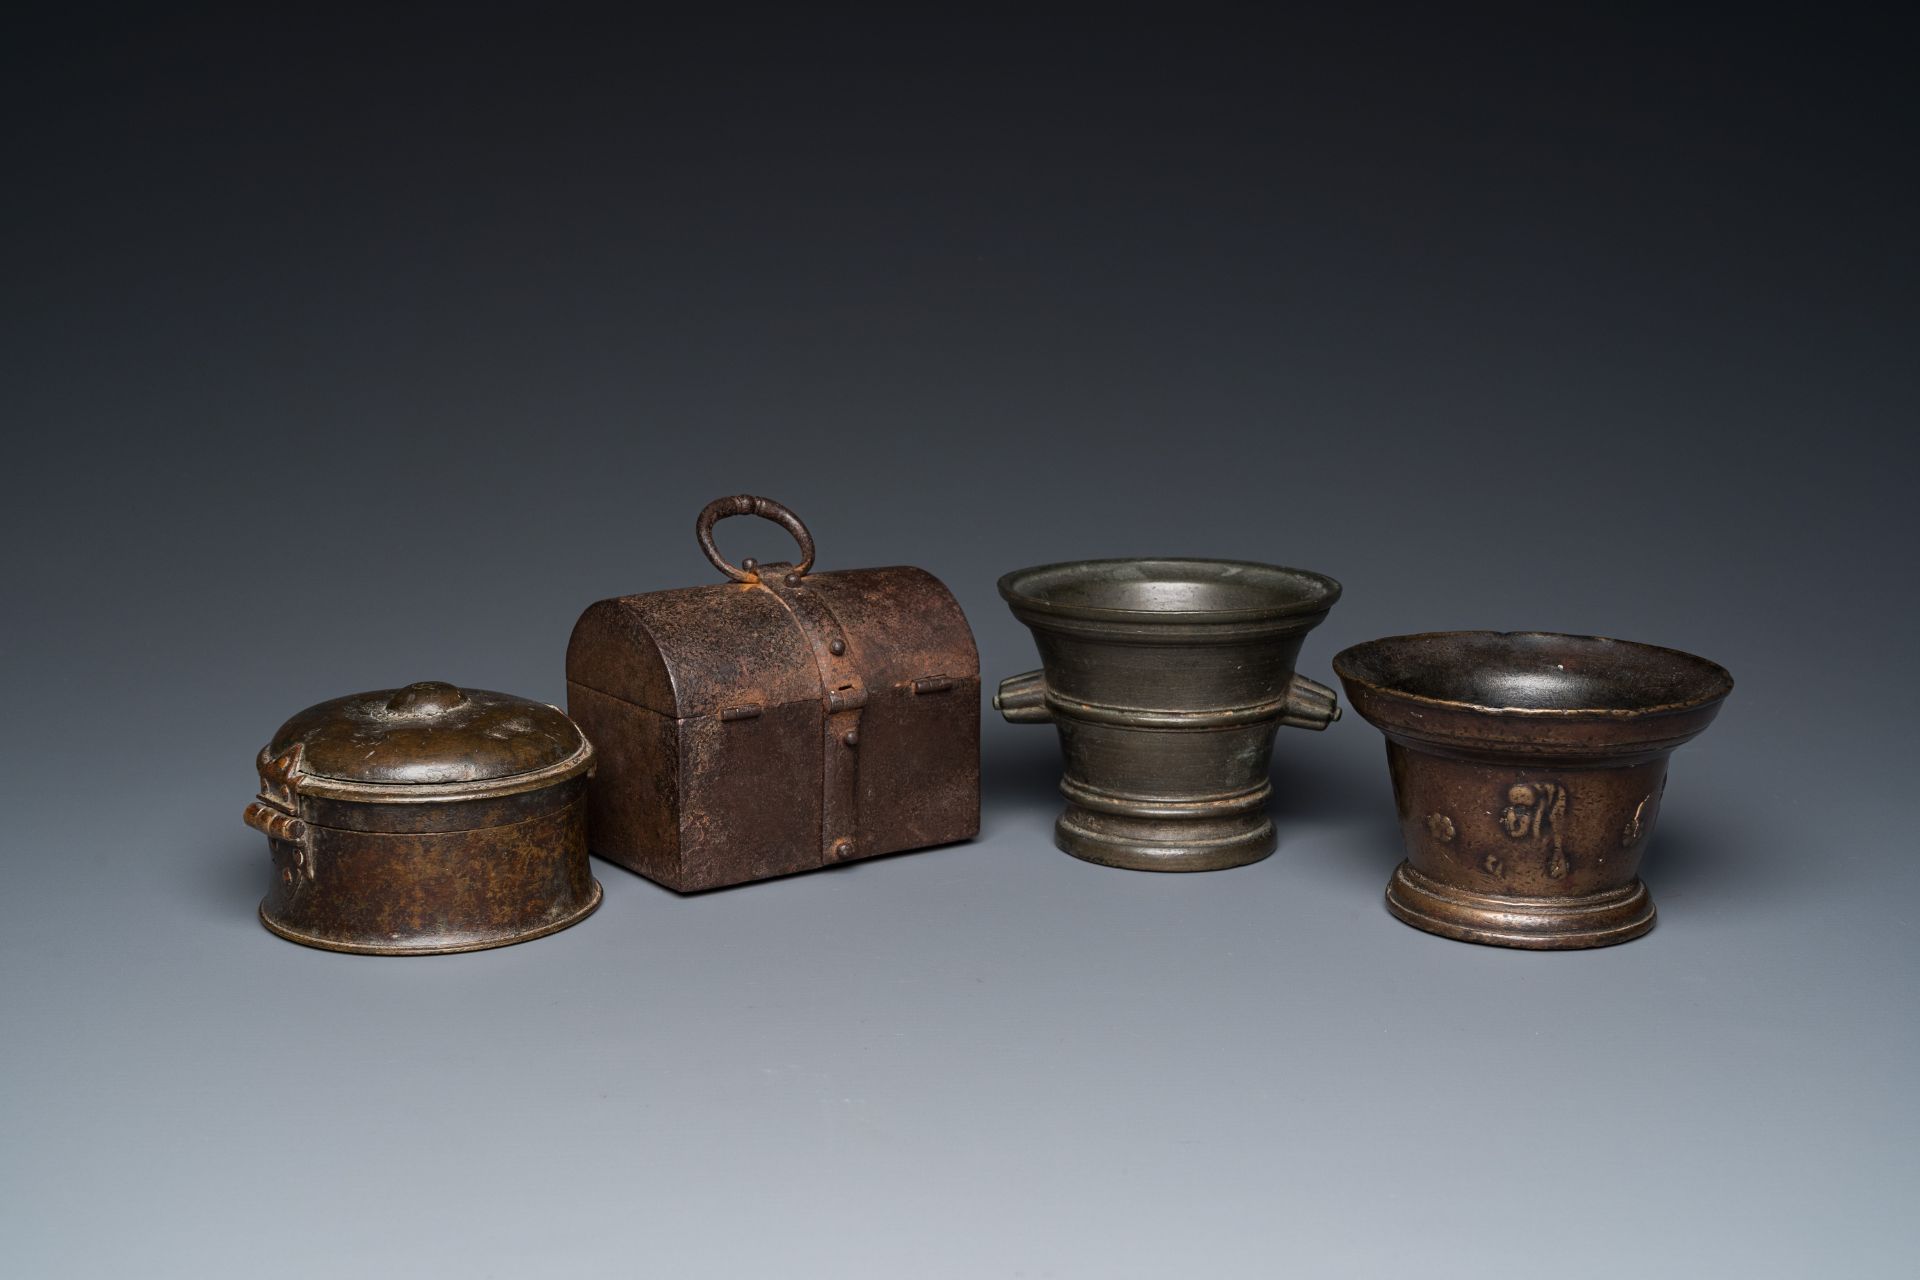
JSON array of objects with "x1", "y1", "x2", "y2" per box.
[
  {"x1": 265, "y1": 682, "x2": 586, "y2": 786},
  {"x1": 384, "y1": 680, "x2": 470, "y2": 716}
]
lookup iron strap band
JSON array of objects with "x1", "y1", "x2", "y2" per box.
[{"x1": 755, "y1": 565, "x2": 865, "y2": 863}]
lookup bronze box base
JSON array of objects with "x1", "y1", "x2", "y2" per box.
[{"x1": 260, "y1": 880, "x2": 604, "y2": 956}]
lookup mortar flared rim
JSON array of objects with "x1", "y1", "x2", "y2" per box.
[
  {"x1": 1333, "y1": 630, "x2": 1734, "y2": 721},
  {"x1": 998, "y1": 558, "x2": 1342, "y2": 624}
]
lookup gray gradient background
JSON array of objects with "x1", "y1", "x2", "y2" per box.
[{"x1": 3, "y1": 7, "x2": 1915, "y2": 1277}]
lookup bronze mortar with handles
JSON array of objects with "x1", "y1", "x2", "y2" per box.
[
  {"x1": 996, "y1": 558, "x2": 1343, "y2": 871},
  {"x1": 1334, "y1": 631, "x2": 1733, "y2": 949}
]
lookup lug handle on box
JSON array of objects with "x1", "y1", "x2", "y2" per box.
[
  {"x1": 995, "y1": 670, "x2": 1053, "y2": 724},
  {"x1": 246, "y1": 799, "x2": 314, "y2": 888},
  {"x1": 696, "y1": 495, "x2": 817, "y2": 583},
  {"x1": 1278, "y1": 673, "x2": 1342, "y2": 731},
  {"x1": 244, "y1": 800, "x2": 308, "y2": 847}
]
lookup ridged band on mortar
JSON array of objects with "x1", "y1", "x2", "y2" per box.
[{"x1": 1059, "y1": 776, "x2": 1272, "y2": 819}]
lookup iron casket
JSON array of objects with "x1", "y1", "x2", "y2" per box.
[
  {"x1": 566, "y1": 495, "x2": 980, "y2": 892},
  {"x1": 246, "y1": 681, "x2": 601, "y2": 954}
]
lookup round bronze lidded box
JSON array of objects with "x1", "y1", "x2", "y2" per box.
[
  {"x1": 1333, "y1": 632, "x2": 1733, "y2": 950},
  {"x1": 244, "y1": 681, "x2": 601, "y2": 955}
]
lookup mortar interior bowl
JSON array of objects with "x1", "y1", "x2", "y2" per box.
[
  {"x1": 998, "y1": 558, "x2": 1341, "y2": 623},
  {"x1": 1333, "y1": 631, "x2": 1733, "y2": 724}
]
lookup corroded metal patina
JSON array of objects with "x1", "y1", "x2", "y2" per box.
[
  {"x1": 245, "y1": 682, "x2": 601, "y2": 954},
  {"x1": 996, "y1": 558, "x2": 1343, "y2": 871},
  {"x1": 1334, "y1": 631, "x2": 1733, "y2": 949},
  {"x1": 566, "y1": 495, "x2": 979, "y2": 892}
]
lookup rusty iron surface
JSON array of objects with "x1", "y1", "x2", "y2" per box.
[
  {"x1": 245, "y1": 681, "x2": 601, "y2": 954},
  {"x1": 995, "y1": 558, "x2": 1343, "y2": 872},
  {"x1": 566, "y1": 495, "x2": 979, "y2": 892},
  {"x1": 1333, "y1": 631, "x2": 1734, "y2": 949}
]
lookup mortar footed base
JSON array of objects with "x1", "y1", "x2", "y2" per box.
[{"x1": 1383, "y1": 861, "x2": 1655, "y2": 950}]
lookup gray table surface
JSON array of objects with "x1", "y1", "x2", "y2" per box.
[{"x1": 4, "y1": 9, "x2": 1913, "y2": 1276}]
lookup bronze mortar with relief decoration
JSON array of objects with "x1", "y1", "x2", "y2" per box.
[
  {"x1": 1333, "y1": 632, "x2": 1733, "y2": 949},
  {"x1": 996, "y1": 558, "x2": 1343, "y2": 871}
]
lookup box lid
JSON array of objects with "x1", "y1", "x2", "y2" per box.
[
  {"x1": 566, "y1": 497, "x2": 976, "y2": 720},
  {"x1": 260, "y1": 681, "x2": 593, "y2": 801}
]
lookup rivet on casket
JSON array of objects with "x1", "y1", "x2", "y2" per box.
[
  {"x1": 843, "y1": 730, "x2": 858, "y2": 747},
  {"x1": 829, "y1": 639, "x2": 846, "y2": 656}
]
